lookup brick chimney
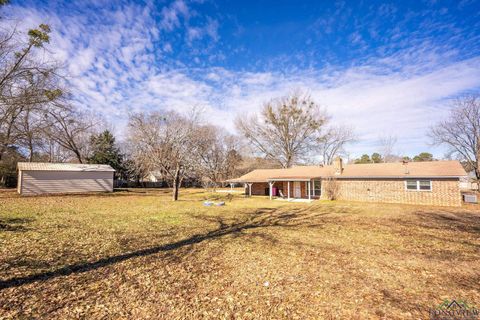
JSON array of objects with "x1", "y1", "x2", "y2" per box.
[
  {"x1": 402, "y1": 159, "x2": 410, "y2": 174},
  {"x1": 334, "y1": 157, "x2": 343, "y2": 175}
]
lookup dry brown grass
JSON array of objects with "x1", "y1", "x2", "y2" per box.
[{"x1": 0, "y1": 188, "x2": 479, "y2": 319}]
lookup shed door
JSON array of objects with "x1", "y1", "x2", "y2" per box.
[{"x1": 293, "y1": 182, "x2": 301, "y2": 198}]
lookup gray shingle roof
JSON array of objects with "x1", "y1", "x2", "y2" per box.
[{"x1": 17, "y1": 162, "x2": 115, "y2": 172}]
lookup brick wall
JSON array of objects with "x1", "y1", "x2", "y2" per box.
[
  {"x1": 320, "y1": 178, "x2": 462, "y2": 207},
  {"x1": 250, "y1": 178, "x2": 461, "y2": 206},
  {"x1": 248, "y1": 182, "x2": 269, "y2": 195}
]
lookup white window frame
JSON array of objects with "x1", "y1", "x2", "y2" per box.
[
  {"x1": 310, "y1": 180, "x2": 321, "y2": 196},
  {"x1": 405, "y1": 179, "x2": 432, "y2": 192}
]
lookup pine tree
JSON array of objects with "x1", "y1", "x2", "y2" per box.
[
  {"x1": 413, "y1": 152, "x2": 434, "y2": 162},
  {"x1": 371, "y1": 152, "x2": 383, "y2": 163},
  {"x1": 355, "y1": 154, "x2": 371, "y2": 164},
  {"x1": 88, "y1": 130, "x2": 124, "y2": 174}
]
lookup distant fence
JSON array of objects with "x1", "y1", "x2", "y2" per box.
[
  {"x1": 114, "y1": 180, "x2": 168, "y2": 188},
  {"x1": 114, "y1": 179, "x2": 203, "y2": 188}
]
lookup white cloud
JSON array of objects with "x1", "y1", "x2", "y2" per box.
[
  {"x1": 159, "y1": 0, "x2": 189, "y2": 31},
  {"x1": 2, "y1": 2, "x2": 480, "y2": 159},
  {"x1": 186, "y1": 17, "x2": 219, "y2": 43}
]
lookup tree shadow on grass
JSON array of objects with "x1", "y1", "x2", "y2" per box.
[
  {"x1": 0, "y1": 205, "x2": 344, "y2": 291},
  {"x1": 408, "y1": 209, "x2": 480, "y2": 234},
  {"x1": 0, "y1": 218, "x2": 34, "y2": 232},
  {"x1": 388, "y1": 209, "x2": 480, "y2": 257}
]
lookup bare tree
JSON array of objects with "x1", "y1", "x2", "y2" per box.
[
  {"x1": 431, "y1": 95, "x2": 480, "y2": 180},
  {"x1": 236, "y1": 91, "x2": 329, "y2": 168},
  {"x1": 44, "y1": 104, "x2": 97, "y2": 163},
  {"x1": 323, "y1": 177, "x2": 340, "y2": 200},
  {"x1": 190, "y1": 125, "x2": 242, "y2": 189},
  {"x1": 0, "y1": 24, "x2": 62, "y2": 160},
  {"x1": 14, "y1": 104, "x2": 47, "y2": 161},
  {"x1": 127, "y1": 111, "x2": 198, "y2": 201},
  {"x1": 318, "y1": 125, "x2": 355, "y2": 165},
  {"x1": 378, "y1": 134, "x2": 398, "y2": 163}
]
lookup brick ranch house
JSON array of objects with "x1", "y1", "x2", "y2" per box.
[{"x1": 227, "y1": 158, "x2": 468, "y2": 207}]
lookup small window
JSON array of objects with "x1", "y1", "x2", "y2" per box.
[
  {"x1": 405, "y1": 180, "x2": 432, "y2": 191},
  {"x1": 419, "y1": 180, "x2": 432, "y2": 191},
  {"x1": 406, "y1": 180, "x2": 417, "y2": 190},
  {"x1": 313, "y1": 180, "x2": 321, "y2": 196}
]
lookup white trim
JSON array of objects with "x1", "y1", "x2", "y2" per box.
[
  {"x1": 312, "y1": 179, "x2": 322, "y2": 196},
  {"x1": 341, "y1": 176, "x2": 461, "y2": 179},
  {"x1": 268, "y1": 178, "x2": 311, "y2": 181},
  {"x1": 269, "y1": 176, "x2": 462, "y2": 180},
  {"x1": 17, "y1": 170, "x2": 22, "y2": 194},
  {"x1": 405, "y1": 179, "x2": 432, "y2": 192},
  {"x1": 233, "y1": 176, "x2": 463, "y2": 184},
  {"x1": 269, "y1": 181, "x2": 275, "y2": 200}
]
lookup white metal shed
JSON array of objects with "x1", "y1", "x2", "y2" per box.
[{"x1": 17, "y1": 162, "x2": 115, "y2": 196}]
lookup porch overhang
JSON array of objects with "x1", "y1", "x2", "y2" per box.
[
  {"x1": 267, "y1": 176, "x2": 322, "y2": 182},
  {"x1": 268, "y1": 178, "x2": 310, "y2": 182}
]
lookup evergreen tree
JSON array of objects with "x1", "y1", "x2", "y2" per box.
[
  {"x1": 355, "y1": 154, "x2": 371, "y2": 164},
  {"x1": 371, "y1": 152, "x2": 383, "y2": 163},
  {"x1": 413, "y1": 152, "x2": 434, "y2": 162},
  {"x1": 88, "y1": 130, "x2": 124, "y2": 175}
]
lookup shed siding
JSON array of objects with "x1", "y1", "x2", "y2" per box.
[{"x1": 20, "y1": 171, "x2": 113, "y2": 195}]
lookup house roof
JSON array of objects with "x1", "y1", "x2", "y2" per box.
[
  {"x1": 227, "y1": 160, "x2": 467, "y2": 183},
  {"x1": 17, "y1": 162, "x2": 115, "y2": 172},
  {"x1": 227, "y1": 168, "x2": 290, "y2": 183}
]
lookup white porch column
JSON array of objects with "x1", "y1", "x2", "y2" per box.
[
  {"x1": 248, "y1": 183, "x2": 252, "y2": 197},
  {"x1": 308, "y1": 181, "x2": 311, "y2": 200},
  {"x1": 230, "y1": 183, "x2": 233, "y2": 190},
  {"x1": 287, "y1": 181, "x2": 290, "y2": 200},
  {"x1": 269, "y1": 181, "x2": 275, "y2": 200}
]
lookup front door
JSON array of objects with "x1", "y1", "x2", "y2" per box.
[{"x1": 293, "y1": 181, "x2": 301, "y2": 198}]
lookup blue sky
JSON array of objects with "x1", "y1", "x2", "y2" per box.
[{"x1": 3, "y1": 0, "x2": 480, "y2": 159}]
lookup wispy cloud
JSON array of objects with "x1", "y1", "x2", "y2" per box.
[
  {"x1": 2, "y1": 1, "x2": 480, "y2": 159},
  {"x1": 159, "y1": 0, "x2": 190, "y2": 31}
]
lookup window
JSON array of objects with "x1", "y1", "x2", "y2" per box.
[
  {"x1": 419, "y1": 180, "x2": 432, "y2": 191},
  {"x1": 312, "y1": 180, "x2": 321, "y2": 196},
  {"x1": 406, "y1": 180, "x2": 418, "y2": 190},
  {"x1": 405, "y1": 180, "x2": 432, "y2": 191}
]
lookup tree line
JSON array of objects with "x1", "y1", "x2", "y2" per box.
[{"x1": 354, "y1": 152, "x2": 435, "y2": 164}]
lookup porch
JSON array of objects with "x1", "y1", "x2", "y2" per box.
[{"x1": 268, "y1": 178, "x2": 320, "y2": 200}]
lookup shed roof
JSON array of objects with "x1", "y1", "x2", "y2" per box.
[
  {"x1": 227, "y1": 160, "x2": 467, "y2": 183},
  {"x1": 17, "y1": 162, "x2": 115, "y2": 172}
]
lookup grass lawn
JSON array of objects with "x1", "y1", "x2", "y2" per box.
[{"x1": 0, "y1": 188, "x2": 479, "y2": 319}]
